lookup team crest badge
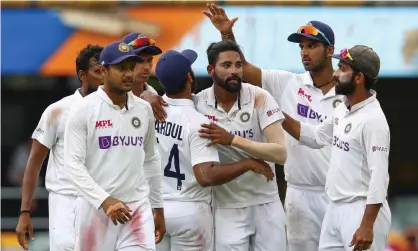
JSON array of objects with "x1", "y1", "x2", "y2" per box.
[
  {"x1": 344, "y1": 123, "x2": 352, "y2": 134},
  {"x1": 132, "y1": 117, "x2": 141, "y2": 128},
  {"x1": 240, "y1": 112, "x2": 250, "y2": 123},
  {"x1": 118, "y1": 42, "x2": 130, "y2": 53},
  {"x1": 333, "y1": 99, "x2": 342, "y2": 108}
]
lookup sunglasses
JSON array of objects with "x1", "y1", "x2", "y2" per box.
[
  {"x1": 339, "y1": 48, "x2": 354, "y2": 61},
  {"x1": 297, "y1": 25, "x2": 332, "y2": 45},
  {"x1": 128, "y1": 37, "x2": 156, "y2": 48}
]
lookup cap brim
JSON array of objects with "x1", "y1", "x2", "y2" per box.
[
  {"x1": 287, "y1": 33, "x2": 325, "y2": 44},
  {"x1": 133, "y1": 46, "x2": 162, "y2": 55},
  {"x1": 181, "y1": 49, "x2": 198, "y2": 64},
  {"x1": 108, "y1": 54, "x2": 144, "y2": 65}
]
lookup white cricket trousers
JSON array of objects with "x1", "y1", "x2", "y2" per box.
[
  {"x1": 156, "y1": 201, "x2": 213, "y2": 251},
  {"x1": 49, "y1": 192, "x2": 77, "y2": 251},
  {"x1": 319, "y1": 199, "x2": 391, "y2": 251},
  {"x1": 214, "y1": 200, "x2": 287, "y2": 251},
  {"x1": 285, "y1": 184, "x2": 329, "y2": 251},
  {"x1": 74, "y1": 197, "x2": 156, "y2": 251}
]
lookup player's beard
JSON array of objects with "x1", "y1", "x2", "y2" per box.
[
  {"x1": 212, "y1": 71, "x2": 242, "y2": 93},
  {"x1": 335, "y1": 74, "x2": 356, "y2": 95},
  {"x1": 108, "y1": 79, "x2": 131, "y2": 94}
]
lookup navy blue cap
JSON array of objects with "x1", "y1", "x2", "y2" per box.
[
  {"x1": 99, "y1": 41, "x2": 144, "y2": 65},
  {"x1": 155, "y1": 49, "x2": 198, "y2": 90},
  {"x1": 288, "y1": 21, "x2": 335, "y2": 45},
  {"x1": 122, "y1": 32, "x2": 162, "y2": 56}
]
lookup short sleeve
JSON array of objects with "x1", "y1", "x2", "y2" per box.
[
  {"x1": 189, "y1": 118, "x2": 220, "y2": 167},
  {"x1": 255, "y1": 88, "x2": 285, "y2": 131},
  {"x1": 32, "y1": 104, "x2": 62, "y2": 149},
  {"x1": 261, "y1": 69, "x2": 296, "y2": 104}
]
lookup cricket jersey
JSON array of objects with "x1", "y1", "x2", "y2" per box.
[
  {"x1": 64, "y1": 86, "x2": 162, "y2": 209},
  {"x1": 156, "y1": 96, "x2": 220, "y2": 204},
  {"x1": 193, "y1": 83, "x2": 284, "y2": 208},
  {"x1": 32, "y1": 89, "x2": 83, "y2": 195},
  {"x1": 262, "y1": 69, "x2": 344, "y2": 188},
  {"x1": 299, "y1": 91, "x2": 390, "y2": 204}
]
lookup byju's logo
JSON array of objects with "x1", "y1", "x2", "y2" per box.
[
  {"x1": 297, "y1": 103, "x2": 327, "y2": 123},
  {"x1": 98, "y1": 136, "x2": 144, "y2": 149}
]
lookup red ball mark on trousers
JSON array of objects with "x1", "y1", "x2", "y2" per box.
[{"x1": 130, "y1": 208, "x2": 146, "y2": 244}]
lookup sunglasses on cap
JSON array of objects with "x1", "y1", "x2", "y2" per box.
[
  {"x1": 297, "y1": 25, "x2": 332, "y2": 45},
  {"x1": 128, "y1": 37, "x2": 157, "y2": 48},
  {"x1": 339, "y1": 48, "x2": 354, "y2": 61}
]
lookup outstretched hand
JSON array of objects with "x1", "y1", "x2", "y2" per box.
[{"x1": 202, "y1": 3, "x2": 238, "y2": 34}]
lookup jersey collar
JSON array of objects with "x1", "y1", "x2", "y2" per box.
[
  {"x1": 162, "y1": 95, "x2": 195, "y2": 107},
  {"x1": 97, "y1": 86, "x2": 136, "y2": 110},
  {"x1": 204, "y1": 84, "x2": 251, "y2": 109},
  {"x1": 344, "y1": 90, "x2": 377, "y2": 113},
  {"x1": 74, "y1": 88, "x2": 84, "y2": 100},
  {"x1": 302, "y1": 71, "x2": 337, "y2": 99}
]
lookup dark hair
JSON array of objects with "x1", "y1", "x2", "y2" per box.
[
  {"x1": 75, "y1": 44, "x2": 104, "y2": 83},
  {"x1": 206, "y1": 40, "x2": 242, "y2": 66}
]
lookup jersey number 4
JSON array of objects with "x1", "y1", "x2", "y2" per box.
[{"x1": 164, "y1": 144, "x2": 185, "y2": 190}]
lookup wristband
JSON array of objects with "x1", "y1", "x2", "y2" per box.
[{"x1": 19, "y1": 210, "x2": 31, "y2": 216}]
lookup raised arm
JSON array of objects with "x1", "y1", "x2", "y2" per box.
[
  {"x1": 203, "y1": 3, "x2": 261, "y2": 86},
  {"x1": 64, "y1": 105, "x2": 110, "y2": 209}
]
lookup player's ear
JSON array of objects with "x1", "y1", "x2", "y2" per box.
[
  {"x1": 100, "y1": 65, "x2": 107, "y2": 77},
  {"x1": 187, "y1": 72, "x2": 193, "y2": 84},
  {"x1": 207, "y1": 64, "x2": 214, "y2": 76},
  {"x1": 356, "y1": 71, "x2": 365, "y2": 85},
  {"x1": 327, "y1": 45, "x2": 335, "y2": 57},
  {"x1": 78, "y1": 70, "x2": 86, "y2": 82}
]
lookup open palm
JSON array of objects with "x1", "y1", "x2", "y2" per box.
[{"x1": 202, "y1": 3, "x2": 238, "y2": 34}]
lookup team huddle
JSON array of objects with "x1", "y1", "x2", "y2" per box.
[{"x1": 16, "y1": 4, "x2": 391, "y2": 251}]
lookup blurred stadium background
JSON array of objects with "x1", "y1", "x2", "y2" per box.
[{"x1": 1, "y1": 1, "x2": 418, "y2": 250}]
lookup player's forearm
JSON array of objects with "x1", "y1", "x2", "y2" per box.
[
  {"x1": 20, "y1": 163, "x2": 43, "y2": 210},
  {"x1": 360, "y1": 204, "x2": 382, "y2": 229},
  {"x1": 201, "y1": 161, "x2": 249, "y2": 186},
  {"x1": 231, "y1": 136, "x2": 287, "y2": 165}
]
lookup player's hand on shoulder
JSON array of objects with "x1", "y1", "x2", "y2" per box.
[
  {"x1": 242, "y1": 158, "x2": 274, "y2": 182},
  {"x1": 101, "y1": 196, "x2": 132, "y2": 225},
  {"x1": 140, "y1": 91, "x2": 167, "y2": 122},
  {"x1": 202, "y1": 3, "x2": 238, "y2": 34},
  {"x1": 199, "y1": 122, "x2": 234, "y2": 146},
  {"x1": 16, "y1": 212, "x2": 34, "y2": 250}
]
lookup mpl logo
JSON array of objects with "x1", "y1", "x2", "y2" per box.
[
  {"x1": 98, "y1": 136, "x2": 144, "y2": 149},
  {"x1": 297, "y1": 88, "x2": 312, "y2": 102},
  {"x1": 96, "y1": 120, "x2": 113, "y2": 129},
  {"x1": 297, "y1": 103, "x2": 327, "y2": 122},
  {"x1": 205, "y1": 115, "x2": 218, "y2": 122}
]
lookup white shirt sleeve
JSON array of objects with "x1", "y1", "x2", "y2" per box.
[
  {"x1": 190, "y1": 120, "x2": 220, "y2": 167},
  {"x1": 261, "y1": 69, "x2": 296, "y2": 103},
  {"x1": 64, "y1": 104, "x2": 110, "y2": 209},
  {"x1": 142, "y1": 105, "x2": 163, "y2": 208},
  {"x1": 299, "y1": 115, "x2": 334, "y2": 149},
  {"x1": 363, "y1": 119, "x2": 390, "y2": 204},
  {"x1": 256, "y1": 88, "x2": 285, "y2": 131},
  {"x1": 32, "y1": 104, "x2": 60, "y2": 149}
]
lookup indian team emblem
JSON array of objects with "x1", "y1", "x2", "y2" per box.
[
  {"x1": 333, "y1": 99, "x2": 342, "y2": 108},
  {"x1": 131, "y1": 117, "x2": 141, "y2": 128},
  {"x1": 118, "y1": 42, "x2": 130, "y2": 52},
  {"x1": 344, "y1": 122, "x2": 352, "y2": 134},
  {"x1": 240, "y1": 112, "x2": 250, "y2": 123}
]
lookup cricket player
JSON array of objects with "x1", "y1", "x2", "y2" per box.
[
  {"x1": 154, "y1": 49, "x2": 275, "y2": 251},
  {"x1": 282, "y1": 45, "x2": 391, "y2": 251},
  {"x1": 64, "y1": 41, "x2": 163, "y2": 251},
  {"x1": 15, "y1": 44, "x2": 103, "y2": 251},
  {"x1": 122, "y1": 32, "x2": 161, "y2": 97},
  {"x1": 195, "y1": 40, "x2": 287, "y2": 251},
  {"x1": 203, "y1": 4, "x2": 341, "y2": 250}
]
